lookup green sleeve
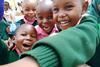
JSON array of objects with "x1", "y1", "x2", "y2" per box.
[
  {"x1": 21, "y1": 15, "x2": 98, "y2": 67},
  {"x1": 0, "y1": 19, "x2": 9, "y2": 40},
  {"x1": 20, "y1": 45, "x2": 60, "y2": 67},
  {"x1": 0, "y1": 40, "x2": 9, "y2": 65}
]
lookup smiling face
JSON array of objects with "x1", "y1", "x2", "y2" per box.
[
  {"x1": 36, "y1": 1, "x2": 55, "y2": 34},
  {"x1": 22, "y1": 0, "x2": 37, "y2": 21},
  {"x1": 52, "y1": 0, "x2": 87, "y2": 30},
  {"x1": 14, "y1": 24, "x2": 37, "y2": 53}
]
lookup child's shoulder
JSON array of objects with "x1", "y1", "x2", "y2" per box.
[
  {"x1": 16, "y1": 19, "x2": 24, "y2": 24},
  {"x1": 32, "y1": 20, "x2": 38, "y2": 26}
]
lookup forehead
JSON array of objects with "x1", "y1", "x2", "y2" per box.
[
  {"x1": 37, "y1": 6, "x2": 52, "y2": 14},
  {"x1": 17, "y1": 25, "x2": 36, "y2": 34},
  {"x1": 4, "y1": 2, "x2": 9, "y2": 6},
  {"x1": 36, "y1": 1, "x2": 53, "y2": 14},
  {"x1": 22, "y1": 0, "x2": 37, "y2": 8},
  {"x1": 53, "y1": 0, "x2": 82, "y2": 6}
]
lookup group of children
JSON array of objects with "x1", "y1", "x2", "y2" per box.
[
  {"x1": 3, "y1": 0, "x2": 89, "y2": 45},
  {"x1": 0, "y1": 0, "x2": 100, "y2": 67}
]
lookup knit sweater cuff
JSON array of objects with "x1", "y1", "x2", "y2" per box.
[{"x1": 20, "y1": 45, "x2": 59, "y2": 67}]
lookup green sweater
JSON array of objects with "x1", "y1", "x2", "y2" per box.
[
  {"x1": 0, "y1": 18, "x2": 9, "y2": 40},
  {"x1": 15, "y1": 19, "x2": 38, "y2": 28},
  {"x1": 0, "y1": 40, "x2": 19, "y2": 65},
  {"x1": 0, "y1": 40, "x2": 9, "y2": 65},
  {"x1": 21, "y1": 14, "x2": 98, "y2": 67}
]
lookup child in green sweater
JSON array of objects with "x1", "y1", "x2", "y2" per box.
[
  {"x1": 53, "y1": 0, "x2": 88, "y2": 30},
  {"x1": 15, "y1": 0, "x2": 38, "y2": 28},
  {"x1": 0, "y1": 17, "x2": 10, "y2": 40},
  {"x1": 0, "y1": 0, "x2": 100, "y2": 67},
  {"x1": 8, "y1": 24, "x2": 38, "y2": 63}
]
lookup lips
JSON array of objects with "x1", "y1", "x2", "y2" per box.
[
  {"x1": 58, "y1": 20, "x2": 70, "y2": 26},
  {"x1": 22, "y1": 43, "x2": 32, "y2": 51},
  {"x1": 43, "y1": 26, "x2": 51, "y2": 31},
  {"x1": 42, "y1": 24, "x2": 51, "y2": 31}
]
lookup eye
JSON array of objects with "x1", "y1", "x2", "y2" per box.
[
  {"x1": 52, "y1": 7, "x2": 59, "y2": 14},
  {"x1": 31, "y1": 35, "x2": 37, "y2": 39},
  {"x1": 47, "y1": 16, "x2": 53, "y2": 21},
  {"x1": 32, "y1": 8, "x2": 36, "y2": 12},
  {"x1": 21, "y1": 33, "x2": 27, "y2": 36},
  {"x1": 64, "y1": 5, "x2": 74, "y2": 11},
  {"x1": 25, "y1": 8, "x2": 30, "y2": 11},
  {"x1": 37, "y1": 16, "x2": 43, "y2": 20}
]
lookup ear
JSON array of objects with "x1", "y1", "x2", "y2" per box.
[{"x1": 82, "y1": 0, "x2": 88, "y2": 14}]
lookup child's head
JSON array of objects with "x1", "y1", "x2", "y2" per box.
[
  {"x1": 36, "y1": 0, "x2": 55, "y2": 34},
  {"x1": 21, "y1": 0, "x2": 37, "y2": 22},
  {"x1": 14, "y1": 24, "x2": 37, "y2": 53},
  {"x1": 52, "y1": 0, "x2": 88, "y2": 30},
  {"x1": 4, "y1": 1, "x2": 10, "y2": 11}
]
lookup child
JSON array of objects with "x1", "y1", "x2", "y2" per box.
[
  {"x1": 36, "y1": 0, "x2": 59, "y2": 40},
  {"x1": 8, "y1": 24, "x2": 38, "y2": 63},
  {"x1": 15, "y1": 0, "x2": 38, "y2": 28},
  {"x1": 52, "y1": 0, "x2": 88, "y2": 30},
  {"x1": 0, "y1": 17, "x2": 10, "y2": 40},
  {"x1": 0, "y1": 0, "x2": 100, "y2": 67},
  {"x1": 4, "y1": 1, "x2": 14, "y2": 24}
]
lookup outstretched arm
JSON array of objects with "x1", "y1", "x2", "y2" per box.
[{"x1": 0, "y1": 57, "x2": 39, "y2": 67}]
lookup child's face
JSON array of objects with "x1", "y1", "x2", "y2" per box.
[
  {"x1": 52, "y1": 0, "x2": 86, "y2": 30},
  {"x1": 4, "y1": 2, "x2": 9, "y2": 11},
  {"x1": 36, "y1": 7, "x2": 55, "y2": 34},
  {"x1": 22, "y1": 2, "x2": 36, "y2": 21},
  {"x1": 14, "y1": 25, "x2": 37, "y2": 53}
]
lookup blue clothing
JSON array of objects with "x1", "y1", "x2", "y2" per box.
[{"x1": 0, "y1": 0, "x2": 4, "y2": 21}]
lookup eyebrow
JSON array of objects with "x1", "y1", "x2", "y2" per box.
[{"x1": 64, "y1": 1, "x2": 74, "y2": 5}]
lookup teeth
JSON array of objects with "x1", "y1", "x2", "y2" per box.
[
  {"x1": 22, "y1": 46, "x2": 31, "y2": 51},
  {"x1": 60, "y1": 21, "x2": 69, "y2": 26},
  {"x1": 60, "y1": 21, "x2": 66, "y2": 24},
  {"x1": 43, "y1": 27, "x2": 50, "y2": 30},
  {"x1": 22, "y1": 44, "x2": 32, "y2": 51},
  {"x1": 60, "y1": 21, "x2": 69, "y2": 24}
]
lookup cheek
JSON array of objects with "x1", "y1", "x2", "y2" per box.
[
  {"x1": 53, "y1": 14, "x2": 58, "y2": 23},
  {"x1": 32, "y1": 39, "x2": 37, "y2": 44},
  {"x1": 15, "y1": 36, "x2": 23, "y2": 44},
  {"x1": 38, "y1": 20, "x2": 43, "y2": 26},
  {"x1": 50, "y1": 22, "x2": 55, "y2": 26},
  {"x1": 70, "y1": 12, "x2": 81, "y2": 22}
]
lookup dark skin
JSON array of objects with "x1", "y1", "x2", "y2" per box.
[
  {"x1": 52, "y1": 0, "x2": 88, "y2": 30},
  {"x1": 0, "y1": 0, "x2": 89, "y2": 67},
  {"x1": 21, "y1": 0, "x2": 37, "y2": 22},
  {"x1": 36, "y1": 1, "x2": 55, "y2": 34},
  {"x1": 14, "y1": 24, "x2": 37, "y2": 53}
]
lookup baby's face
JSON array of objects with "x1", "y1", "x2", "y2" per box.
[
  {"x1": 52, "y1": 0, "x2": 85, "y2": 30},
  {"x1": 15, "y1": 25, "x2": 37, "y2": 53}
]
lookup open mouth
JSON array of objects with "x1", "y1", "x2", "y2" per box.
[
  {"x1": 43, "y1": 26, "x2": 50, "y2": 31},
  {"x1": 22, "y1": 44, "x2": 32, "y2": 50}
]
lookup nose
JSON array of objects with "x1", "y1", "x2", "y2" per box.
[
  {"x1": 58, "y1": 10, "x2": 66, "y2": 18},
  {"x1": 42, "y1": 18, "x2": 48, "y2": 23},
  {"x1": 26, "y1": 35, "x2": 33, "y2": 41},
  {"x1": 29, "y1": 10, "x2": 34, "y2": 14}
]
